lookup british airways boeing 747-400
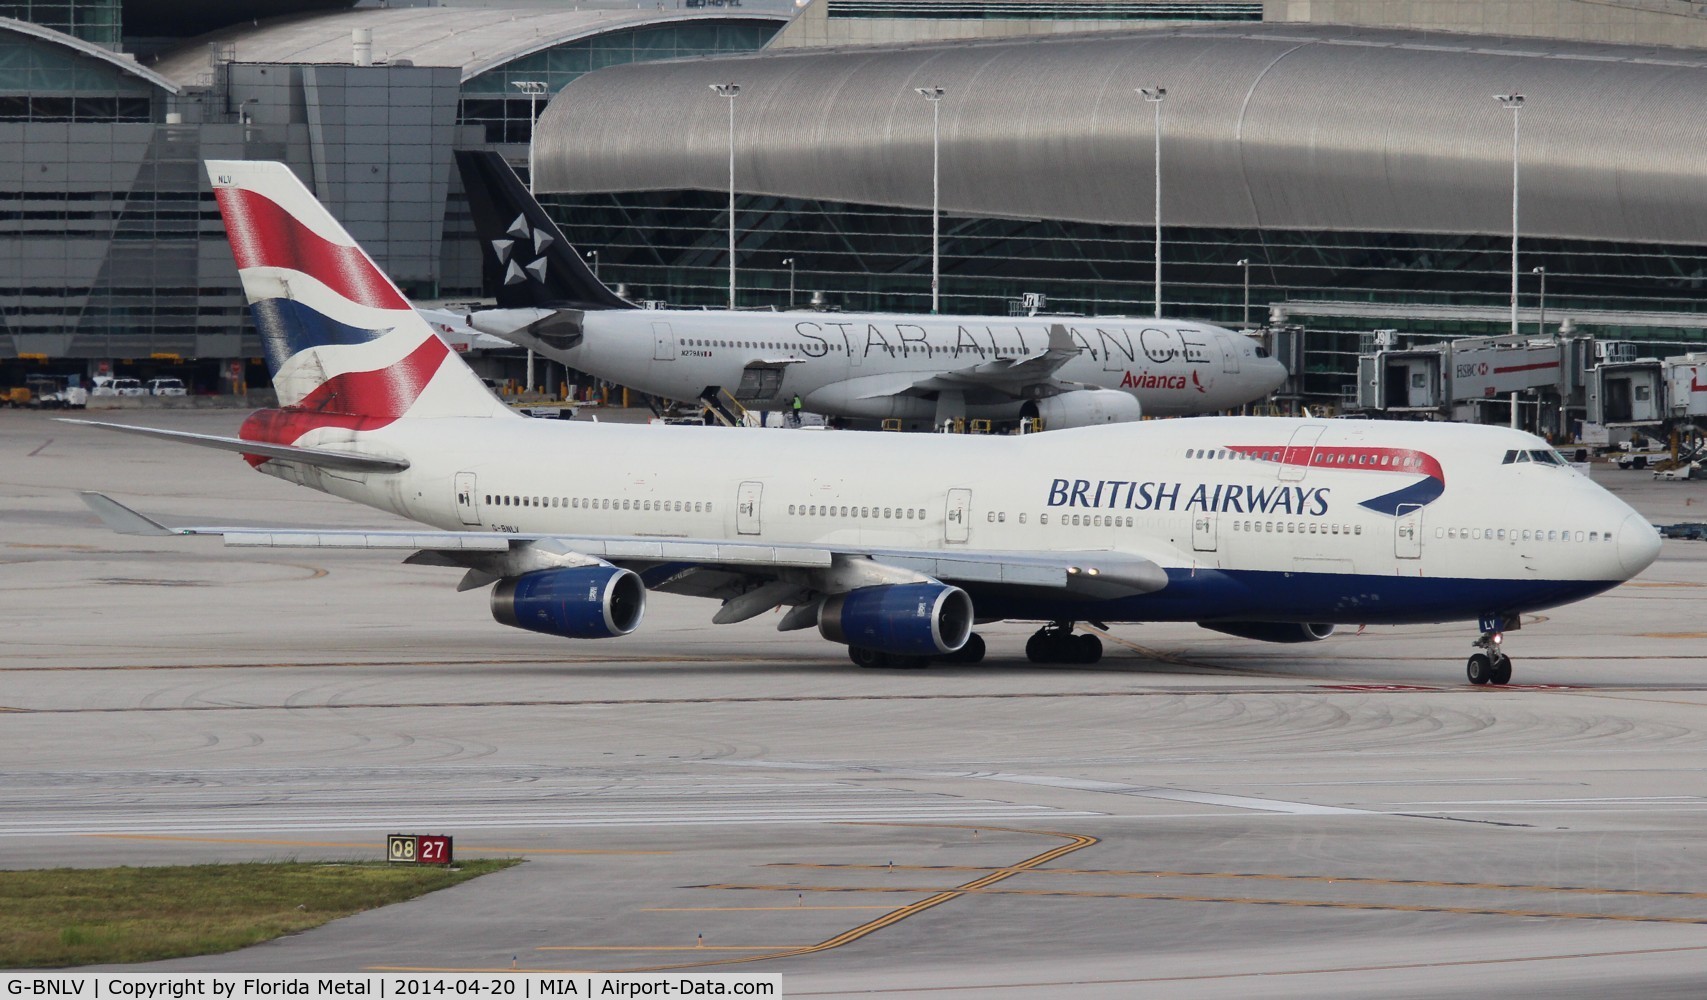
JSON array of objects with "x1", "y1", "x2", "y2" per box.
[{"x1": 67, "y1": 160, "x2": 1659, "y2": 684}]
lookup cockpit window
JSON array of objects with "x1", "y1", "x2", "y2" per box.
[
  {"x1": 1254, "y1": 346, "x2": 1270, "y2": 358},
  {"x1": 1502, "y1": 449, "x2": 1567, "y2": 466}
]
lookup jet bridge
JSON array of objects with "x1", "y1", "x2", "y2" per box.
[
  {"x1": 1589, "y1": 352, "x2": 1707, "y2": 426},
  {"x1": 1353, "y1": 332, "x2": 1594, "y2": 436}
]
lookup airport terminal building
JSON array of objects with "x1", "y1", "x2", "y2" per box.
[
  {"x1": 0, "y1": 0, "x2": 785, "y2": 390},
  {"x1": 8, "y1": 0, "x2": 1707, "y2": 405}
]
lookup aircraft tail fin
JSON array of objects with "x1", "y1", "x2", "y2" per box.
[
  {"x1": 454, "y1": 149, "x2": 634, "y2": 311},
  {"x1": 205, "y1": 159, "x2": 513, "y2": 438}
]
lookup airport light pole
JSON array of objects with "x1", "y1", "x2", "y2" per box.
[
  {"x1": 1532, "y1": 265, "x2": 1547, "y2": 336},
  {"x1": 512, "y1": 80, "x2": 548, "y2": 187},
  {"x1": 711, "y1": 83, "x2": 741, "y2": 309},
  {"x1": 586, "y1": 249, "x2": 599, "y2": 279},
  {"x1": 1495, "y1": 92, "x2": 1524, "y2": 338},
  {"x1": 916, "y1": 85, "x2": 944, "y2": 314},
  {"x1": 513, "y1": 80, "x2": 548, "y2": 394},
  {"x1": 1140, "y1": 86, "x2": 1167, "y2": 319},
  {"x1": 1237, "y1": 258, "x2": 1251, "y2": 328},
  {"x1": 783, "y1": 256, "x2": 795, "y2": 308}
]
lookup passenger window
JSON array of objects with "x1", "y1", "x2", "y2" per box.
[
  {"x1": 1353, "y1": 525, "x2": 1362, "y2": 535},
  {"x1": 987, "y1": 511, "x2": 995, "y2": 522},
  {"x1": 998, "y1": 512, "x2": 1007, "y2": 523},
  {"x1": 1040, "y1": 513, "x2": 1049, "y2": 525}
]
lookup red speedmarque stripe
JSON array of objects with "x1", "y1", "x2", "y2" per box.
[
  {"x1": 215, "y1": 187, "x2": 410, "y2": 312},
  {"x1": 238, "y1": 335, "x2": 450, "y2": 464}
]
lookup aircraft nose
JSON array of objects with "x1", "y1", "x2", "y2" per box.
[{"x1": 1616, "y1": 512, "x2": 1661, "y2": 578}]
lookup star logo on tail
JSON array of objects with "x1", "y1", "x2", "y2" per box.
[{"x1": 489, "y1": 213, "x2": 553, "y2": 286}]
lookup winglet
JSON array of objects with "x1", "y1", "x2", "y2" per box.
[
  {"x1": 78, "y1": 492, "x2": 178, "y2": 536},
  {"x1": 1047, "y1": 323, "x2": 1076, "y2": 353}
]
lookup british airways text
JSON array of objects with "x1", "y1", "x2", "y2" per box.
[{"x1": 1047, "y1": 478, "x2": 1331, "y2": 516}]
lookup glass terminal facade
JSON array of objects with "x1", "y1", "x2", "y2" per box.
[
  {"x1": 543, "y1": 189, "x2": 1707, "y2": 403},
  {"x1": 459, "y1": 21, "x2": 781, "y2": 144},
  {"x1": 0, "y1": 0, "x2": 120, "y2": 49}
]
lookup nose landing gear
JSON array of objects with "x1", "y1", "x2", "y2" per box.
[{"x1": 1467, "y1": 630, "x2": 1513, "y2": 686}]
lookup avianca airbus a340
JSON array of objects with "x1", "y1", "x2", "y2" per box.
[
  {"x1": 68, "y1": 160, "x2": 1660, "y2": 685},
  {"x1": 452, "y1": 150, "x2": 1286, "y2": 427}
]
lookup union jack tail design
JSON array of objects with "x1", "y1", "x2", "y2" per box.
[{"x1": 207, "y1": 159, "x2": 511, "y2": 453}]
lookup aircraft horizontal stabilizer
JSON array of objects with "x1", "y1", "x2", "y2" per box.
[
  {"x1": 79, "y1": 492, "x2": 176, "y2": 536},
  {"x1": 59, "y1": 419, "x2": 410, "y2": 473}
]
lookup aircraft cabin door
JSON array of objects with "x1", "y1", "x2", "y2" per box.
[
  {"x1": 1222, "y1": 339, "x2": 1242, "y2": 374},
  {"x1": 652, "y1": 322, "x2": 675, "y2": 362},
  {"x1": 1279, "y1": 425, "x2": 1326, "y2": 482},
  {"x1": 1192, "y1": 512, "x2": 1218, "y2": 552},
  {"x1": 736, "y1": 481, "x2": 763, "y2": 535},
  {"x1": 1395, "y1": 503, "x2": 1423, "y2": 559},
  {"x1": 454, "y1": 472, "x2": 480, "y2": 526},
  {"x1": 945, "y1": 488, "x2": 971, "y2": 543}
]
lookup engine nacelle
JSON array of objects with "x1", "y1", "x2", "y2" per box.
[
  {"x1": 491, "y1": 566, "x2": 645, "y2": 639},
  {"x1": 819, "y1": 583, "x2": 973, "y2": 656},
  {"x1": 1199, "y1": 621, "x2": 1336, "y2": 643},
  {"x1": 1021, "y1": 389, "x2": 1142, "y2": 429}
]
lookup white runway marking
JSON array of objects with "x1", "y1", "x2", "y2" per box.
[{"x1": 708, "y1": 760, "x2": 1375, "y2": 815}]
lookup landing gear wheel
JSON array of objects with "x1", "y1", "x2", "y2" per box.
[
  {"x1": 948, "y1": 632, "x2": 986, "y2": 665},
  {"x1": 1466, "y1": 652, "x2": 1493, "y2": 685},
  {"x1": 1026, "y1": 622, "x2": 1096, "y2": 664},
  {"x1": 1468, "y1": 626, "x2": 1513, "y2": 686},
  {"x1": 849, "y1": 646, "x2": 886, "y2": 669}
]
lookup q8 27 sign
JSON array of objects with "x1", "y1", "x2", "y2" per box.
[{"x1": 387, "y1": 833, "x2": 453, "y2": 865}]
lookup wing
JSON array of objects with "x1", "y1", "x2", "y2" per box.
[
  {"x1": 79, "y1": 493, "x2": 1168, "y2": 626},
  {"x1": 60, "y1": 420, "x2": 409, "y2": 473},
  {"x1": 836, "y1": 323, "x2": 1086, "y2": 406},
  {"x1": 910, "y1": 322, "x2": 1084, "y2": 396}
]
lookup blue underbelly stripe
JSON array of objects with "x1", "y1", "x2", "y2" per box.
[{"x1": 961, "y1": 568, "x2": 1619, "y2": 625}]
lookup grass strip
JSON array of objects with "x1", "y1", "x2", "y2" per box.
[{"x1": 0, "y1": 859, "x2": 522, "y2": 968}]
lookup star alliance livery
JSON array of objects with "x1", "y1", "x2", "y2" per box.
[
  {"x1": 69, "y1": 160, "x2": 1660, "y2": 685},
  {"x1": 452, "y1": 150, "x2": 1287, "y2": 427}
]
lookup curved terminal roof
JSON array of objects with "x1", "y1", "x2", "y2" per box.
[
  {"x1": 150, "y1": 6, "x2": 788, "y2": 88},
  {"x1": 1, "y1": 16, "x2": 180, "y2": 94},
  {"x1": 535, "y1": 23, "x2": 1707, "y2": 245}
]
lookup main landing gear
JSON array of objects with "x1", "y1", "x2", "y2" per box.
[
  {"x1": 1466, "y1": 630, "x2": 1513, "y2": 686},
  {"x1": 1026, "y1": 621, "x2": 1103, "y2": 665}
]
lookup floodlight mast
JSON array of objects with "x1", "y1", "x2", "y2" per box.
[
  {"x1": 1140, "y1": 86, "x2": 1167, "y2": 319},
  {"x1": 513, "y1": 79, "x2": 548, "y2": 392},
  {"x1": 916, "y1": 86, "x2": 944, "y2": 314},
  {"x1": 711, "y1": 83, "x2": 741, "y2": 309},
  {"x1": 1496, "y1": 92, "x2": 1525, "y2": 338}
]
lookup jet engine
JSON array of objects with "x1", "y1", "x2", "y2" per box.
[
  {"x1": 1198, "y1": 622, "x2": 1336, "y2": 643},
  {"x1": 819, "y1": 583, "x2": 973, "y2": 656},
  {"x1": 491, "y1": 565, "x2": 646, "y2": 639},
  {"x1": 1020, "y1": 389, "x2": 1142, "y2": 429}
]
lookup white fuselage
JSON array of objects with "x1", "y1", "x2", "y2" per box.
[
  {"x1": 271, "y1": 416, "x2": 1652, "y2": 625},
  {"x1": 537, "y1": 311, "x2": 1286, "y2": 418}
]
